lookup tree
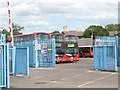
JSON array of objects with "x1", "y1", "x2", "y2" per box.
[
  {"x1": 83, "y1": 25, "x2": 109, "y2": 39},
  {"x1": 1, "y1": 23, "x2": 24, "y2": 42},
  {"x1": 12, "y1": 23, "x2": 24, "y2": 35},
  {"x1": 2, "y1": 29, "x2": 10, "y2": 42},
  {"x1": 105, "y1": 24, "x2": 120, "y2": 31},
  {"x1": 50, "y1": 31, "x2": 60, "y2": 34},
  {"x1": 117, "y1": 32, "x2": 120, "y2": 36}
]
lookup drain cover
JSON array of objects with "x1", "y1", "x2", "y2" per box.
[{"x1": 35, "y1": 82, "x2": 46, "y2": 84}]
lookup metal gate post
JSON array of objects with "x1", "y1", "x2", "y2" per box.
[
  {"x1": 3, "y1": 44, "x2": 6, "y2": 87},
  {"x1": 114, "y1": 46, "x2": 117, "y2": 71},
  {"x1": 93, "y1": 46, "x2": 98, "y2": 71},
  {"x1": 27, "y1": 47, "x2": 29, "y2": 76},
  {"x1": 33, "y1": 40, "x2": 38, "y2": 68},
  {"x1": 6, "y1": 44, "x2": 10, "y2": 88},
  {"x1": 12, "y1": 46, "x2": 16, "y2": 76},
  {"x1": 116, "y1": 36, "x2": 119, "y2": 66},
  {"x1": 52, "y1": 39, "x2": 55, "y2": 67}
]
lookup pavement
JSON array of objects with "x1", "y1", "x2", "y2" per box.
[{"x1": 10, "y1": 58, "x2": 118, "y2": 88}]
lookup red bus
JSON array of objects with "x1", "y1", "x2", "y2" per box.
[
  {"x1": 51, "y1": 33, "x2": 66, "y2": 62},
  {"x1": 79, "y1": 46, "x2": 93, "y2": 58},
  {"x1": 13, "y1": 32, "x2": 51, "y2": 43},
  {"x1": 65, "y1": 34, "x2": 79, "y2": 62}
]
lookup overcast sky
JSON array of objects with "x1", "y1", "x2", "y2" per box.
[{"x1": 0, "y1": 0, "x2": 119, "y2": 34}]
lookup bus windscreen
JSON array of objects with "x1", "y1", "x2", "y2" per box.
[
  {"x1": 35, "y1": 33, "x2": 50, "y2": 40},
  {"x1": 51, "y1": 34, "x2": 65, "y2": 57},
  {"x1": 65, "y1": 35, "x2": 78, "y2": 57}
]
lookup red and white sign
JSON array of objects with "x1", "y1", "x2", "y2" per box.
[
  {"x1": 98, "y1": 39, "x2": 101, "y2": 46},
  {"x1": 43, "y1": 43, "x2": 47, "y2": 48},
  {"x1": 96, "y1": 39, "x2": 101, "y2": 46},
  {"x1": 35, "y1": 44, "x2": 41, "y2": 50}
]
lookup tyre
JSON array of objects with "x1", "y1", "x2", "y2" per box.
[{"x1": 83, "y1": 54, "x2": 86, "y2": 58}]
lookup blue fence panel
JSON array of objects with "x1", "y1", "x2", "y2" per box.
[
  {"x1": 15, "y1": 47, "x2": 29, "y2": 76},
  {"x1": 0, "y1": 44, "x2": 10, "y2": 88},
  {"x1": 93, "y1": 46, "x2": 117, "y2": 71},
  {"x1": 0, "y1": 34, "x2": 6, "y2": 44}
]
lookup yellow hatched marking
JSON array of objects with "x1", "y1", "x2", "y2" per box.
[{"x1": 61, "y1": 71, "x2": 94, "y2": 80}]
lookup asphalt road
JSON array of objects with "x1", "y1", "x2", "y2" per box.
[{"x1": 10, "y1": 58, "x2": 118, "y2": 88}]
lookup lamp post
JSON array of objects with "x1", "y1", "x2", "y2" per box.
[{"x1": 91, "y1": 29, "x2": 94, "y2": 39}]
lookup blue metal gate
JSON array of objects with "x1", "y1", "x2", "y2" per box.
[
  {"x1": 93, "y1": 36, "x2": 119, "y2": 71},
  {"x1": 93, "y1": 46, "x2": 117, "y2": 71},
  {"x1": 15, "y1": 47, "x2": 29, "y2": 76},
  {"x1": 33, "y1": 40, "x2": 55, "y2": 67},
  {"x1": 0, "y1": 44, "x2": 10, "y2": 88},
  {"x1": 95, "y1": 36, "x2": 119, "y2": 65}
]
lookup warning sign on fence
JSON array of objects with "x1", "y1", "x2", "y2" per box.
[
  {"x1": 43, "y1": 43, "x2": 47, "y2": 48},
  {"x1": 35, "y1": 44, "x2": 41, "y2": 50},
  {"x1": 96, "y1": 39, "x2": 101, "y2": 46}
]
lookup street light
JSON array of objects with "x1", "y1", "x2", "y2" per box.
[{"x1": 91, "y1": 29, "x2": 94, "y2": 39}]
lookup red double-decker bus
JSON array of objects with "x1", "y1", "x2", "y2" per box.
[
  {"x1": 51, "y1": 33, "x2": 66, "y2": 63},
  {"x1": 13, "y1": 32, "x2": 51, "y2": 43},
  {"x1": 65, "y1": 34, "x2": 79, "y2": 62},
  {"x1": 79, "y1": 46, "x2": 93, "y2": 58}
]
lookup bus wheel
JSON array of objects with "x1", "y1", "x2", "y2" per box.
[
  {"x1": 70, "y1": 61, "x2": 74, "y2": 63},
  {"x1": 56, "y1": 62, "x2": 59, "y2": 64},
  {"x1": 83, "y1": 55, "x2": 86, "y2": 58}
]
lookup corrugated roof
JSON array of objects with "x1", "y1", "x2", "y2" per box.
[
  {"x1": 62, "y1": 30, "x2": 84, "y2": 36},
  {"x1": 78, "y1": 38, "x2": 93, "y2": 46}
]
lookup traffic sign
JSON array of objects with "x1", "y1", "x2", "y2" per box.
[
  {"x1": 43, "y1": 43, "x2": 47, "y2": 48},
  {"x1": 35, "y1": 44, "x2": 41, "y2": 50}
]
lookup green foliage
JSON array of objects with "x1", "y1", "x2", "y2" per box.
[
  {"x1": 1, "y1": 23, "x2": 24, "y2": 42},
  {"x1": 83, "y1": 25, "x2": 109, "y2": 38},
  {"x1": 2, "y1": 29, "x2": 10, "y2": 42},
  {"x1": 117, "y1": 32, "x2": 120, "y2": 36},
  {"x1": 105, "y1": 24, "x2": 120, "y2": 31},
  {"x1": 12, "y1": 23, "x2": 24, "y2": 35},
  {"x1": 50, "y1": 31, "x2": 60, "y2": 34}
]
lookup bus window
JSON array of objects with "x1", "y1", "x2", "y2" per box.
[
  {"x1": 27, "y1": 36, "x2": 30, "y2": 41},
  {"x1": 82, "y1": 47, "x2": 90, "y2": 53},
  {"x1": 31, "y1": 35, "x2": 33, "y2": 40},
  {"x1": 14, "y1": 37, "x2": 16, "y2": 44},
  {"x1": 16, "y1": 37, "x2": 18, "y2": 43},
  {"x1": 20, "y1": 37, "x2": 22, "y2": 42},
  {"x1": 35, "y1": 33, "x2": 50, "y2": 40},
  {"x1": 18, "y1": 37, "x2": 20, "y2": 43},
  {"x1": 30, "y1": 35, "x2": 31, "y2": 40},
  {"x1": 91, "y1": 47, "x2": 93, "y2": 51},
  {"x1": 24, "y1": 36, "x2": 25, "y2": 41},
  {"x1": 25, "y1": 36, "x2": 27, "y2": 41}
]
